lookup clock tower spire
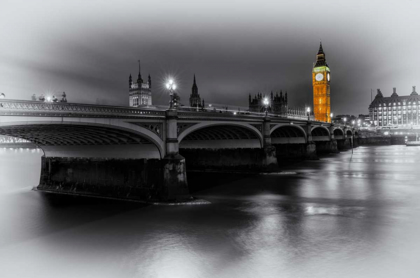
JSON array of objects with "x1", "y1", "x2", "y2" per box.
[{"x1": 312, "y1": 42, "x2": 331, "y2": 122}]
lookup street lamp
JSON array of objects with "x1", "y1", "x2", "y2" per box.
[
  {"x1": 306, "y1": 107, "x2": 311, "y2": 121},
  {"x1": 330, "y1": 112, "x2": 333, "y2": 123},
  {"x1": 343, "y1": 117, "x2": 347, "y2": 126},
  {"x1": 165, "y1": 79, "x2": 177, "y2": 110},
  {"x1": 263, "y1": 97, "x2": 270, "y2": 116}
]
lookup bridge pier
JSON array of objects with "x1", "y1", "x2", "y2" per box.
[
  {"x1": 38, "y1": 157, "x2": 163, "y2": 200},
  {"x1": 305, "y1": 123, "x2": 318, "y2": 160},
  {"x1": 262, "y1": 119, "x2": 278, "y2": 169},
  {"x1": 314, "y1": 139, "x2": 338, "y2": 154},
  {"x1": 274, "y1": 143, "x2": 307, "y2": 162},
  {"x1": 337, "y1": 138, "x2": 351, "y2": 150},
  {"x1": 162, "y1": 110, "x2": 190, "y2": 201},
  {"x1": 180, "y1": 148, "x2": 277, "y2": 171},
  {"x1": 305, "y1": 142, "x2": 318, "y2": 159}
]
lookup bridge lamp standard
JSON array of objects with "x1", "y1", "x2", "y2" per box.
[
  {"x1": 343, "y1": 117, "x2": 347, "y2": 126},
  {"x1": 165, "y1": 79, "x2": 177, "y2": 110},
  {"x1": 330, "y1": 112, "x2": 334, "y2": 123},
  {"x1": 263, "y1": 97, "x2": 270, "y2": 116},
  {"x1": 306, "y1": 107, "x2": 311, "y2": 121}
]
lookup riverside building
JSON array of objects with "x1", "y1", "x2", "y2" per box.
[{"x1": 369, "y1": 87, "x2": 420, "y2": 127}]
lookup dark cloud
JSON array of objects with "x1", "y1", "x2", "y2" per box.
[{"x1": 1, "y1": 0, "x2": 419, "y2": 115}]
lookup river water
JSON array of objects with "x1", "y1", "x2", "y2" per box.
[{"x1": 0, "y1": 146, "x2": 420, "y2": 278}]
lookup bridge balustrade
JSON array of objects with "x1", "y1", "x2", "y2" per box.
[{"x1": 0, "y1": 99, "x2": 166, "y2": 117}]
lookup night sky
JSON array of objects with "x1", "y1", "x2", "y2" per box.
[{"x1": 1, "y1": 0, "x2": 419, "y2": 115}]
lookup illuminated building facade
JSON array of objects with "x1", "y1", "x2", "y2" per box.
[
  {"x1": 369, "y1": 87, "x2": 420, "y2": 127},
  {"x1": 249, "y1": 91, "x2": 288, "y2": 114},
  {"x1": 129, "y1": 62, "x2": 152, "y2": 107},
  {"x1": 312, "y1": 43, "x2": 331, "y2": 122}
]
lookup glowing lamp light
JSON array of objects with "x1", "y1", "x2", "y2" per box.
[
  {"x1": 165, "y1": 79, "x2": 176, "y2": 91},
  {"x1": 307, "y1": 107, "x2": 311, "y2": 113},
  {"x1": 46, "y1": 96, "x2": 52, "y2": 102},
  {"x1": 263, "y1": 97, "x2": 269, "y2": 106}
]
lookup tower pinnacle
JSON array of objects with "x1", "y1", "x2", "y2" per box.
[
  {"x1": 318, "y1": 42, "x2": 324, "y2": 55},
  {"x1": 137, "y1": 60, "x2": 143, "y2": 83}
]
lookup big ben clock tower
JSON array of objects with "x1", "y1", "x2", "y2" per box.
[{"x1": 312, "y1": 43, "x2": 331, "y2": 122}]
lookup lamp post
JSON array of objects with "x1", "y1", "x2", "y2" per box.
[
  {"x1": 166, "y1": 79, "x2": 177, "y2": 110},
  {"x1": 263, "y1": 97, "x2": 270, "y2": 116},
  {"x1": 330, "y1": 112, "x2": 333, "y2": 123},
  {"x1": 343, "y1": 117, "x2": 347, "y2": 126},
  {"x1": 306, "y1": 107, "x2": 311, "y2": 121}
]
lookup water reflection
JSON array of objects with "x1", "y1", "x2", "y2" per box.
[{"x1": 0, "y1": 146, "x2": 420, "y2": 277}]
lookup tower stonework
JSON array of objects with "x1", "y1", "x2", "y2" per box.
[
  {"x1": 312, "y1": 43, "x2": 331, "y2": 122},
  {"x1": 129, "y1": 61, "x2": 152, "y2": 107}
]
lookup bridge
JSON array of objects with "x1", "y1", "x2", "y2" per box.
[{"x1": 0, "y1": 99, "x2": 358, "y2": 202}]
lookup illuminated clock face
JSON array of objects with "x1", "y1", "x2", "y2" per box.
[
  {"x1": 327, "y1": 73, "x2": 330, "y2": 81},
  {"x1": 315, "y1": 73, "x2": 324, "y2": 81}
]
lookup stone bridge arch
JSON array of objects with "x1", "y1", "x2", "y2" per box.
[
  {"x1": 311, "y1": 126, "x2": 330, "y2": 141},
  {"x1": 333, "y1": 127, "x2": 345, "y2": 140},
  {"x1": 178, "y1": 122, "x2": 263, "y2": 149},
  {"x1": 0, "y1": 120, "x2": 165, "y2": 158},
  {"x1": 270, "y1": 124, "x2": 307, "y2": 144},
  {"x1": 346, "y1": 129, "x2": 353, "y2": 136}
]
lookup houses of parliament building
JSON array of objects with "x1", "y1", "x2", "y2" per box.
[{"x1": 369, "y1": 87, "x2": 420, "y2": 127}]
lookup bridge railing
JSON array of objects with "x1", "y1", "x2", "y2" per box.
[
  {"x1": 178, "y1": 107, "x2": 313, "y2": 121},
  {"x1": 0, "y1": 99, "x2": 166, "y2": 118},
  {"x1": 0, "y1": 99, "x2": 321, "y2": 122},
  {"x1": 0, "y1": 135, "x2": 31, "y2": 144}
]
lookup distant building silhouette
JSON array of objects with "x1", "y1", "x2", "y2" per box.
[
  {"x1": 129, "y1": 61, "x2": 152, "y2": 107},
  {"x1": 369, "y1": 86, "x2": 420, "y2": 127},
  {"x1": 249, "y1": 91, "x2": 288, "y2": 114},
  {"x1": 189, "y1": 75, "x2": 204, "y2": 109}
]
